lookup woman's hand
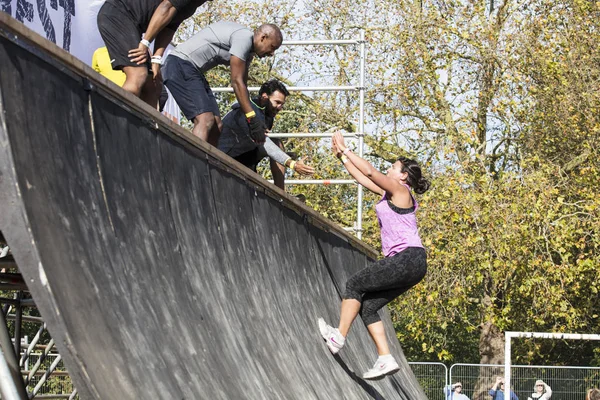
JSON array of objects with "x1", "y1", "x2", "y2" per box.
[
  {"x1": 332, "y1": 132, "x2": 347, "y2": 153},
  {"x1": 331, "y1": 137, "x2": 342, "y2": 158}
]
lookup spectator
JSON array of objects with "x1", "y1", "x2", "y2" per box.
[
  {"x1": 489, "y1": 376, "x2": 518, "y2": 400},
  {"x1": 445, "y1": 382, "x2": 470, "y2": 400},
  {"x1": 527, "y1": 380, "x2": 551, "y2": 400}
]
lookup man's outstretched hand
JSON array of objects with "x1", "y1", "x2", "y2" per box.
[{"x1": 293, "y1": 157, "x2": 315, "y2": 176}]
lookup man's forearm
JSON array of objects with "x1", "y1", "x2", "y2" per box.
[
  {"x1": 263, "y1": 138, "x2": 289, "y2": 166},
  {"x1": 231, "y1": 79, "x2": 253, "y2": 116},
  {"x1": 144, "y1": 0, "x2": 178, "y2": 43},
  {"x1": 153, "y1": 28, "x2": 175, "y2": 58}
]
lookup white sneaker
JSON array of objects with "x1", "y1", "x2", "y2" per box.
[
  {"x1": 318, "y1": 318, "x2": 345, "y2": 354},
  {"x1": 362, "y1": 357, "x2": 400, "y2": 380},
  {"x1": 0, "y1": 245, "x2": 9, "y2": 258}
]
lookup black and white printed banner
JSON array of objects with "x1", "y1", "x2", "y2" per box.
[{"x1": 1, "y1": 0, "x2": 106, "y2": 65}]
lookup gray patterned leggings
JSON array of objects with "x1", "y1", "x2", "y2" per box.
[{"x1": 343, "y1": 247, "x2": 427, "y2": 326}]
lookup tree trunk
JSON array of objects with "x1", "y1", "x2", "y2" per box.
[{"x1": 471, "y1": 320, "x2": 506, "y2": 400}]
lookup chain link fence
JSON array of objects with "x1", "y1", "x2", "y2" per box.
[{"x1": 408, "y1": 362, "x2": 448, "y2": 400}]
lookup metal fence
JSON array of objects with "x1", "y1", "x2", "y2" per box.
[
  {"x1": 408, "y1": 363, "x2": 600, "y2": 400},
  {"x1": 409, "y1": 362, "x2": 448, "y2": 400},
  {"x1": 21, "y1": 352, "x2": 78, "y2": 399},
  {"x1": 424, "y1": 363, "x2": 600, "y2": 400}
]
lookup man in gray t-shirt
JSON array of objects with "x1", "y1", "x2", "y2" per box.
[{"x1": 162, "y1": 21, "x2": 283, "y2": 146}]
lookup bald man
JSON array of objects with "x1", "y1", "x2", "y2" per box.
[{"x1": 162, "y1": 21, "x2": 283, "y2": 146}]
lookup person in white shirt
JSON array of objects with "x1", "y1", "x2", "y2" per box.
[
  {"x1": 445, "y1": 382, "x2": 470, "y2": 400},
  {"x1": 527, "y1": 380, "x2": 552, "y2": 400}
]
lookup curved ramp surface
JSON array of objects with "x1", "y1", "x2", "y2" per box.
[{"x1": 0, "y1": 15, "x2": 426, "y2": 400}]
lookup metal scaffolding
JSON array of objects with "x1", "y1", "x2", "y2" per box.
[
  {"x1": 0, "y1": 237, "x2": 78, "y2": 400},
  {"x1": 215, "y1": 31, "x2": 368, "y2": 239}
]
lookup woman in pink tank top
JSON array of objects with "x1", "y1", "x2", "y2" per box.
[{"x1": 318, "y1": 132, "x2": 430, "y2": 380}]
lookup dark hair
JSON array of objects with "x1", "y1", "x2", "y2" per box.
[
  {"x1": 259, "y1": 79, "x2": 290, "y2": 97},
  {"x1": 397, "y1": 156, "x2": 430, "y2": 194}
]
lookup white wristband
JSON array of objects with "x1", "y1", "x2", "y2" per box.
[
  {"x1": 140, "y1": 39, "x2": 151, "y2": 48},
  {"x1": 151, "y1": 56, "x2": 162, "y2": 65}
]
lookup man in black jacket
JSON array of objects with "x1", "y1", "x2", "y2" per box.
[{"x1": 218, "y1": 79, "x2": 314, "y2": 190}]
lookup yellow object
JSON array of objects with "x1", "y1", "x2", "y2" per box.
[
  {"x1": 289, "y1": 160, "x2": 296, "y2": 170},
  {"x1": 340, "y1": 155, "x2": 349, "y2": 164},
  {"x1": 92, "y1": 47, "x2": 126, "y2": 87},
  {"x1": 245, "y1": 110, "x2": 256, "y2": 119}
]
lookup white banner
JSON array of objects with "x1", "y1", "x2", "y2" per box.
[{"x1": 1, "y1": 0, "x2": 180, "y2": 123}]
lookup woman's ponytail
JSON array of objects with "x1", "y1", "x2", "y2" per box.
[{"x1": 397, "y1": 156, "x2": 430, "y2": 194}]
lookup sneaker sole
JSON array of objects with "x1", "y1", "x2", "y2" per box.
[{"x1": 363, "y1": 366, "x2": 400, "y2": 380}]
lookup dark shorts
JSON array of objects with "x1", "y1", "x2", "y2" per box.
[
  {"x1": 97, "y1": 2, "x2": 150, "y2": 71},
  {"x1": 234, "y1": 148, "x2": 262, "y2": 172},
  {"x1": 162, "y1": 55, "x2": 220, "y2": 121}
]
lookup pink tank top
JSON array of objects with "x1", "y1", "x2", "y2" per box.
[{"x1": 375, "y1": 185, "x2": 423, "y2": 257}]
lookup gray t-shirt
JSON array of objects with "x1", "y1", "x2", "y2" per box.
[{"x1": 171, "y1": 21, "x2": 253, "y2": 72}]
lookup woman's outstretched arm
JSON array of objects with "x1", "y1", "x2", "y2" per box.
[
  {"x1": 333, "y1": 132, "x2": 403, "y2": 197},
  {"x1": 332, "y1": 134, "x2": 383, "y2": 195}
]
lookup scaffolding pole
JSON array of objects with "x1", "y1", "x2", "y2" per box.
[
  {"x1": 268, "y1": 133, "x2": 358, "y2": 138},
  {"x1": 212, "y1": 85, "x2": 358, "y2": 93},
  {"x1": 356, "y1": 29, "x2": 366, "y2": 239},
  {"x1": 283, "y1": 39, "x2": 360, "y2": 45},
  {"x1": 214, "y1": 33, "x2": 368, "y2": 237},
  {"x1": 270, "y1": 179, "x2": 355, "y2": 185},
  {"x1": 0, "y1": 310, "x2": 28, "y2": 399}
]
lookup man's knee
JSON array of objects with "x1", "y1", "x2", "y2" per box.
[
  {"x1": 193, "y1": 113, "x2": 215, "y2": 130},
  {"x1": 123, "y1": 67, "x2": 148, "y2": 88}
]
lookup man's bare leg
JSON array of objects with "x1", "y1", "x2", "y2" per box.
[
  {"x1": 140, "y1": 74, "x2": 161, "y2": 109},
  {"x1": 206, "y1": 116, "x2": 222, "y2": 147},
  {"x1": 192, "y1": 112, "x2": 216, "y2": 142},
  {"x1": 122, "y1": 66, "x2": 148, "y2": 98},
  {"x1": 270, "y1": 159, "x2": 285, "y2": 190}
]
